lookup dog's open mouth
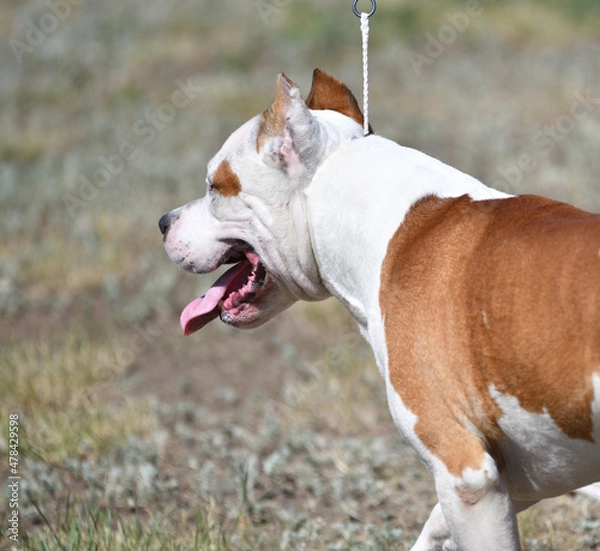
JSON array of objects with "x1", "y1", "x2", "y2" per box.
[{"x1": 180, "y1": 248, "x2": 267, "y2": 336}]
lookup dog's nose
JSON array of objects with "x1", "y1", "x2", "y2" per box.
[{"x1": 158, "y1": 213, "x2": 171, "y2": 235}]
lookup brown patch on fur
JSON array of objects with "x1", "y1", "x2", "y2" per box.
[
  {"x1": 256, "y1": 73, "x2": 297, "y2": 152},
  {"x1": 380, "y1": 194, "x2": 600, "y2": 476},
  {"x1": 212, "y1": 160, "x2": 241, "y2": 197},
  {"x1": 306, "y1": 69, "x2": 372, "y2": 133}
]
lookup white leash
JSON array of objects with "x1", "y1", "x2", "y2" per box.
[{"x1": 353, "y1": 0, "x2": 376, "y2": 136}]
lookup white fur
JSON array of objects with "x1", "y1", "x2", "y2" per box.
[
  {"x1": 490, "y1": 376, "x2": 600, "y2": 502},
  {"x1": 306, "y1": 134, "x2": 510, "y2": 334}
]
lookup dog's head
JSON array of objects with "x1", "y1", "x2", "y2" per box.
[{"x1": 159, "y1": 70, "x2": 366, "y2": 335}]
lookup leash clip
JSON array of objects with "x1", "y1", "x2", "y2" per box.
[{"x1": 352, "y1": 0, "x2": 376, "y2": 18}]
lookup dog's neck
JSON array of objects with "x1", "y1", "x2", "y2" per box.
[{"x1": 306, "y1": 134, "x2": 510, "y2": 336}]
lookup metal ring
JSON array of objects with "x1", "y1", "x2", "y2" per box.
[{"x1": 353, "y1": 0, "x2": 376, "y2": 18}]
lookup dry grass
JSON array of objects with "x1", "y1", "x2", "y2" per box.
[{"x1": 0, "y1": 331, "x2": 158, "y2": 464}]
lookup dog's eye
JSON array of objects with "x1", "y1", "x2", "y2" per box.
[{"x1": 206, "y1": 178, "x2": 214, "y2": 192}]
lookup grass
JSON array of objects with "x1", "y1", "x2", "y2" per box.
[
  {"x1": 21, "y1": 497, "x2": 407, "y2": 551},
  {"x1": 21, "y1": 500, "x2": 240, "y2": 551},
  {"x1": 519, "y1": 496, "x2": 600, "y2": 551},
  {"x1": 1, "y1": 0, "x2": 600, "y2": 549},
  {"x1": 0, "y1": 331, "x2": 158, "y2": 464}
]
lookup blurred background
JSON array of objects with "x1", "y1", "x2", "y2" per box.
[{"x1": 1, "y1": 0, "x2": 600, "y2": 549}]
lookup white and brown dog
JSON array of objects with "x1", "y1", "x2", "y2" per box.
[{"x1": 159, "y1": 70, "x2": 600, "y2": 550}]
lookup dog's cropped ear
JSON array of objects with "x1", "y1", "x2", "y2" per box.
[
  {"x1": 306, "y1": 69, "x2": 372, "y2": 133},
  {"x1": 256, "y1": 73, "x2": 319, "y2": 172}
]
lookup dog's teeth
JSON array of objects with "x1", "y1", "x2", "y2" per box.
[
  {"x1": 221, "y1": 312, "x2": 232, "y2": 325},
  {"x1": 251, "y1": 279, "x2": 264, "y2": 290}
]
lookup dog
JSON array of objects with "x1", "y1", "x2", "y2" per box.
[{"x1": 159, "y1": 69, "x2": 600, "y2": 550}]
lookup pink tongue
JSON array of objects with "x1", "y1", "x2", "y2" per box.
[{"x1": 180, "y1": 260, "x2": 252, "y2": 336}]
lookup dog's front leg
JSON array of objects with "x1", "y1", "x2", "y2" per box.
[
  {"x1": 410, "y1": 502, "x2": 457, "y2": 551},
  {"x1": 412, "y1": 453, "x2": 521, "y2": 551}
]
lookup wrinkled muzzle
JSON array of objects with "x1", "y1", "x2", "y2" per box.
[{"x1": 159, "y1": 197, "x2": 296, "y2": 334}]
